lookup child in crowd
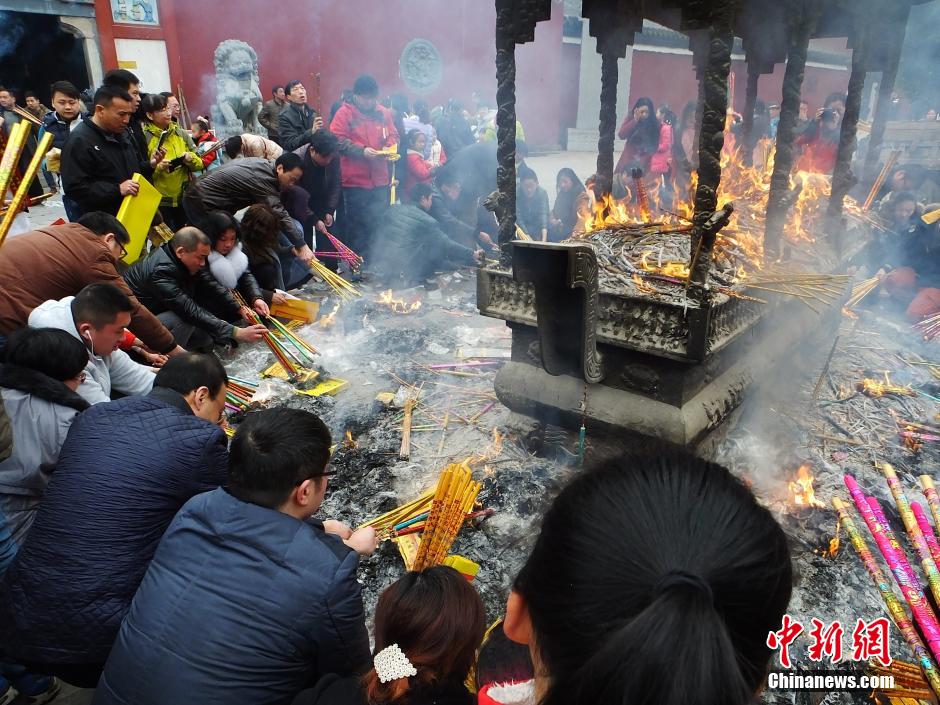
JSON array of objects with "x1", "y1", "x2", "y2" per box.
[
  {"x1": 191, "y1": 116, "x2": 222, "y2": 171},
  {"x1": 296, "y1": 565, "x2": 485, "y2": 705},
  {"x1": 403, "y1": 129, "x2": 437, "y2": 203},
  {"x1": 486, "y1": 447, "x2": 792, "y2": 705}
]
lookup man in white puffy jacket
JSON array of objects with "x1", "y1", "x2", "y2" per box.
[{"x1": 28, "y1": 284, "x2": 157, "y2": 404}]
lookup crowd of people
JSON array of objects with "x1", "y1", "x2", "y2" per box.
[{"x1": 0, "y1": 59, "x2": 937, "y2": 705}]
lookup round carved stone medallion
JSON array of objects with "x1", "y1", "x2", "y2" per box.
[{"x1": 399, "y1": 39, "x2": 443, "y2": 95}]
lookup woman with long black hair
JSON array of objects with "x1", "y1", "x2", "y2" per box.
[
  {"x1": 548, "y1": 168, "x2": 589, "y2": 241},
  {"x1": 615, "y1": 97, "x2": 661, "y2": 175}
]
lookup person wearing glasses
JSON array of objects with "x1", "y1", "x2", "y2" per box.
[
  {"x1": 28, "y1": 283, "x2": 160, "y2": 405},
  {"x1": 95, "y1": 408, "x2": 377, "y2": 705},
  {"x1": 0, "y1": 353, "x2": 230, "y2": 688},
  {"x1": 0, "y1": 212, "x2": 183, "y2": 358}
]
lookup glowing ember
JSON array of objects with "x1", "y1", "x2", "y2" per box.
[
  {"x1": 789, "y1": 464, "x2": 825, "y2": 509},
  {"x1": 378, "y1": 290, "x2": 422, "y2": 314}
]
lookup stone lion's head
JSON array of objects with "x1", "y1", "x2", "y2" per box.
[{"x1": 214, "y1": 39, "x2": 259, "y2": 80}]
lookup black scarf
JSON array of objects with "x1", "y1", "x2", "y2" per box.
[{"x1": 0, "y1": 364, "x2": 90, "y2": 412}]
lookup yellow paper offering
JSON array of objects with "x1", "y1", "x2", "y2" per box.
[{"x1": 116, "y1": 174, "x2": 162, "y2": 264}]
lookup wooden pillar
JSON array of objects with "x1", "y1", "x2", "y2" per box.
[
  {"x1": 862, "y1": 7, "x2": 910, "y2": 182},
  {"x1": 827, "y1": 24, "x2": 869, "y2": 218},
  {"x1": 764, "y1": 5, "x2": 820, "y2": 257},
  {"x1": 595, "y1": 52, "x2": 619, "y2": 199},
  {"x1": 494, "y1": 15, "x2": 517, "y2": 251}
]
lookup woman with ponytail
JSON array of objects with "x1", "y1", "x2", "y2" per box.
[
  {"x1": 296, "y1": 565, "x2": 485, "y2": 705},
  {"x1": 494, "y1": 446, "x2": 793, "y2": 705}
]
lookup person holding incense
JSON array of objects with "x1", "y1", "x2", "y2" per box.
[
  {"x1": 376, "y1": 187, "x2": 482, "y2": 286},
  {"x1": 0, "y1": 86, "x2": 48, "y2": 201},
  {"x1": 182, "y1": 153, "x2": 316, "y2": 271},
  {"x1": 60, "y1": 84, "x2": 165, "y2": 219},
  {"x1": 294, "y1": 130, "x2": 344, "y2": 270},
  {"x1": 491, "y1": 445, "x2": 792, "y2": 705},
  {"x1": 28, "y1": 284, "x2": 159, "y2": 405},
  {"x1": 205, "y1": 208, "x2": 286, "y2": 307},
  {"x1": 125, "y1": 227, "x2": 268, "y2": 351},
  {"x1": 295, "y1": 566, "x2": 485, "y2": 705},
  {"x1": 0, "y1": 212, "x2": 181, "y2": 357},
  {"x1": 141, "y1": 93, "x2": 205, "y2": 231},
  {"x1": 278, "y1": 80, "x2": 324, "y2": 152},
  {"x1": 868, "y1": 193, "x2": 940, "y2": 320},
  {"x1": 94, "y1": 408, "x2": 377, "y2": 705},
  {"x1": 0, "y1": 353, "x2": 229, "y2": 688},
  {"x1": 330, "y1": 74, "x2": 399, "y2": 261}
]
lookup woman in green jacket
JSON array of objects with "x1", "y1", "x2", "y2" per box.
[{"x1": 141, "y1": 93, "x2": 204, "y2": 230}]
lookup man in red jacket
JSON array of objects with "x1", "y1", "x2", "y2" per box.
[{"x1": 329, "y1": 74, "x2": 398, "y2": 262}]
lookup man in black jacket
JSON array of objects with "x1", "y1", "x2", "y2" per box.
[
  {"x1": 277, "y1": 80, "x2": 323, "y2": 152},
  {"x1": 124, "y1": 228, "x2": 267, "y2": 351},
  {"x1": 426, "y1": 172, "x2": 498, "y2": 251},
  {"x1": 294, "y1": 130, "x2": 341, "y2": 247},
  {"x1": 102, "y1": 68, "x2": 148, "y2": 163},
  {"x1": 183, "y1": 153, "x2": 315, "y2": 271},
  {"x1": 60, "y1": 85, "x2": 164, "y2": 219},
  {"x1": 372, "y1": 185, "x2": 481, "y2": 286}
]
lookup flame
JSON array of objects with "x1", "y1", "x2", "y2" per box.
[
  {"x1": 319, "y1": 302, "x2": 340, "y2": 328},
  {"x1": 632, "y1": 274, "x2": 655, "y2": 295},
  {"x1": 344, "y1": 430, "x2": 358, "y2": 449},
  {"x1": 789, "y1": 464, "x2": 825, "y2": 508},
  {"x1": 857, "y1": 373, "x2": 916, "y2": 398},
  {"x1": 574, "y1": 145, "x2": 859, "y2": 266},
  {"x1": 639, "y1": 251, "x2": 690, "y2": 279},
  {"x1": 378, "y1": 290, "x2": 422, "y2": 314},
  {"x1": 469, "y1": 427, "x2": 504, "y2": 465}
]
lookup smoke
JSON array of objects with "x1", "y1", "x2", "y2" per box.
[
  {"x1": 897, "y1": 2, "x2": 940, "y2": 116},
  {"x1": 0, "y1": 11, "x2": 26, "y2": 63}
]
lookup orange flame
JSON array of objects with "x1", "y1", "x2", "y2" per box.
[
  {"x1": 319, "y1": 302, "x2": 340, "y2": 329},
  {"x1": 344, "y1": 430, "x2": 358, "y2": 449},
  {"x1": 789, "y1": 464, "x2": 825, "y2": 508},
  {"x1": 856, "y1": 373, "x2": 916, "y2": 398},
  {"x1": 378, "y1": 290, "x2": 422, "y2": 314}
]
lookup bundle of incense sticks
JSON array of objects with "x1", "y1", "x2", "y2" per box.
[
  {"x1": 232, "y1": 291, "x2": 302, "y2": 379},
  {"x1": 832, "y1": 497, "x2": 940, "y2": 695},
  {"x1": 844, "y1": 276, "x2": 881, "y2": 310},
  {"x1": 324, "y1": 232, "x2": 363, "y2": 270},
  {"x1": 412, "y1": 463, "x2": 481, "y2": 571},
  {"x1": 225, "y1": 377, "x2": 259, "y2": 414},
  {"x1": 741, "y1": 272, "x2": 849, "y2": 312},
  {"x1": 0, "y1": 131, "x2": 53, "y2": 249},
  {"x1": 844, "y1": 475, "x2": 940, "y2": 668},
  {"x1": 310, "y1": 259, "x2": 361, "y2": 300},
  {"x1": 863, "y1": 150, "x2": 901, "y2": 212},
  {"x1": 515, "y1": 224, "x2": 532, "y2": 241},
  {"x1": 360, "y1": 486, "x2": 437, "y2": 536},
  {"x1": 399, "y1": 397, "x2": 416, "y2": 460},
  {"x1": 914, "y1": 312, "x2": 940, "y2": 342},
  {"x1": 265, "y1": 313, "x2": 318, "y2": 363}
]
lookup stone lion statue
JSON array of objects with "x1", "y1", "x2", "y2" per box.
[{"x1": 211, "y1": 39, "x2": 264, "y2": 139}]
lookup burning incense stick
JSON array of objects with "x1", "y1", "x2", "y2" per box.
[
  {"x1": 844, "y1": 474, "x2": 940, "y2": 664},
  {"x1": 832, "y1": 498, "x2": 940, "y2": 696},
  {"x1": 863, "y1": 150, "x2": 901, "y2": 212},
  {"x1": 880, "y1": 463, "x2": 940, "y2": 609},
  {"x1": 232, "y1": 290, "x2": 302, "y2": 379},
  {"x1": 399, "y1": 397, "x2": 416, "y2": 460}
]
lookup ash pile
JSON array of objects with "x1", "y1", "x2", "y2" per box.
[{"x1": 223, "y1": 273, "x2": 575, "y2": 620}]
